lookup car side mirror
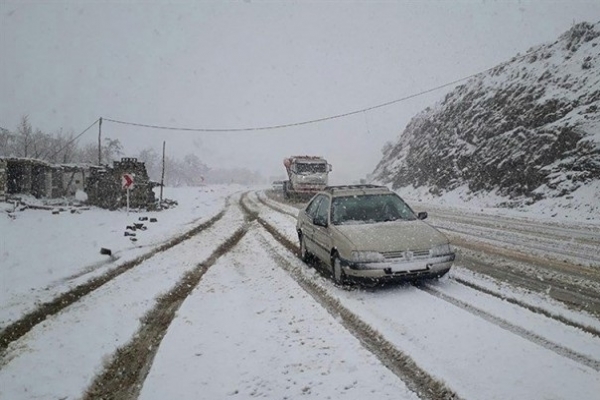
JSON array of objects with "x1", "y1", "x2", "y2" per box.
[
  {"x1": 417, "y1": 211, "x2": 428, "y2": 220},
  {"x1": 313, "y1": 215, "x2": 328, "y2": 227},
  {"x1": 327, "y1": 164, "x2": 332, "y2": 172}
]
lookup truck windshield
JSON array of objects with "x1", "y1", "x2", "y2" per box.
[
  {"x1": 331, "y1": 194, "x2": 417, "y2": 225},
  {"x1": 295, "y1": 163, "x2": 327, "y2": 174}
]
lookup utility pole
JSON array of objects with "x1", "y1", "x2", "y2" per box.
[
  {"x1": 160, "y1": 141, "x2": 166, "y2": 203},
  {"x1": 98, "y1": 117, "x2": 103, "y2": 165}
]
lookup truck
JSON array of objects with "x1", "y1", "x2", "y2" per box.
[{"x1": 282, "y1": 155, "x2": 332, "y2": 200}]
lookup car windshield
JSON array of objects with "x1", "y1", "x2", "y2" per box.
[
  {"x1": 295, "y1": 163, "x2": 327, "y2": 174},
  {"x1": 331, "y1": 193, "x2": 417, "y2": 225}
]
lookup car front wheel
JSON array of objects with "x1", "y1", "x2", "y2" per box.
[
  {"x1": 331, "y1": 254, "x2": 347, "y2": 285},
  {"x1": 299, "y1": 233, "x2": 310, "y2": 262}
]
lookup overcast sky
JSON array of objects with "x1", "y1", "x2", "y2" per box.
[{"x1": 2, "y1": 1, "x2": 600, "y2": 183}]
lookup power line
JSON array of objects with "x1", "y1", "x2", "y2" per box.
[
  {"x1": 102, "y1": 72, "x2": 465, "y2": 132},
  {"x1": 47, "y1": 119, "x2": 100, "y2": 160},
  {"x1": 104, "y1": 46, "x2": 546, "y2": 133}
]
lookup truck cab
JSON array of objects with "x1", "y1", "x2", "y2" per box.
[{"x1": 283, "y1": 156, "x2": 332, "y2": 200}]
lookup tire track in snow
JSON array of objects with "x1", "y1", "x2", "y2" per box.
[
  {"x1": 84, "y1": 224, "x2": 249, "y2": 400},
  {"x1": 256, "y1": 191, "x2": 600, "y2": 332},
  {"x1": 256, "y1": 191, "x2": 298, "y2": 218},
  {"x1": 255, "y1": 230, "x2": 460, "y2": 400},
  {"x1": 252, "y1": 191, "x2": 600, "y2": 370},
  {"x1": 418, "y1": 283, "x2": 600, "y2": 372},
  {"x1": 0, "y1": 197, "x2": 233, "y2": 353},
  {"x1": 438, "y1": 225, "x2": 600, "y2": 268},
  {"x1": 244, "y1": 193, "x2": 460, "y2": 400},
  {"x1": 429, "y1": 210, "x2": 600, "y2": 245},
  {"x1": 447, "y1": 276, "x2": 600, "y2": 338},
  {"x1": 457, "y1": 248, "x2": 600, "y2": 320}
]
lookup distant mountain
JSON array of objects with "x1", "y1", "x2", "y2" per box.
[{"x1": 373, "y1": 21, "x2": 600, "y2": 205}]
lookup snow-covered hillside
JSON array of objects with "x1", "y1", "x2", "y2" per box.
[{"x1": 373, "y1": 21, "x2": 600, "y2": 212}]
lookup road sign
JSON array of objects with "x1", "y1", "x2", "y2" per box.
[
  {"x1": 121, "y1": 173, "x2": 134, "y2": 189},
  {"x1": 122, "y1": 173, "x2": 135, "y2": 215}
]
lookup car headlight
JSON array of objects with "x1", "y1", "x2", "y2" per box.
[
  {"x1": 351, "y1": 251, "x2": 386, "y2": 263},
  {"x1": 430, "y1": 243, "x2": 452, "y2": 257}
]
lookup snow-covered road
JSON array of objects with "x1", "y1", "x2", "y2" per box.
[
  {"x1": 251, "y1": 191, "x2": 600, "y2": 399},
  {"x1": 1, "y1": 186, "x2": 599, "y2": 400}
]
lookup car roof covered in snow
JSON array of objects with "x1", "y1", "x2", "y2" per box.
[{"x1": 323, "y1": 185, "x2": 391, "y2": 197}]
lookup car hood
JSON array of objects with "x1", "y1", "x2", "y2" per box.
[{"x1": 335, "y1": 220, "x2": 448, "y2": 252}]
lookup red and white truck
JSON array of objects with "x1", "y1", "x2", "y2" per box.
[{"x1": 282, "y1": 156, "x2": 332, "y2": 199}]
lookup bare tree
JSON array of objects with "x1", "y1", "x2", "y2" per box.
[
  {"x1": 102, "y1": 138, "x2": 123, "y2": 164},
  {"x1": 57, "y1": 131, "x2": 77, "y2": 164},
  {"x1": 137, "y1": 148, "x2": 161, "y2": 180},
  {"x1": 30, "y1": 128, "x2": 51, "y2": 159},
  {"x1": 74, "y1": 138, "x2": 123, "y2": 165},
  {"x1": 75, "y1": 143, "x2": 98, "y2": 164},
  {"x1": 15, "y1": 115, "x2": 34, "y2": 158},
  {"x1": 0, "y1": 127, "x2": 13, "y2": 156}
]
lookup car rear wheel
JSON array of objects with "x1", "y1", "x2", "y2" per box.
[{"x1": 331, "y1": 254, "x2": 347, "y2": 285}]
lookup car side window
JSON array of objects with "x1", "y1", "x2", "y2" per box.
[
  {"x1": 315, "y1": 196, "x2": 331, "y2": 222},
  {"x1": 305, "y1": 195, "x2": 323, "y2": 218}
]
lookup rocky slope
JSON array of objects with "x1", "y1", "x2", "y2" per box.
[{"x1": 373, "y1": 22, "x2": 600, "y2": 205}]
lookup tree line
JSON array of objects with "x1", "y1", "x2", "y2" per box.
[
  {"x1": 0, "y1": 115, "x2": 122, "y2": 165},
  {"x1": 1, "y1": 116, "x2": 263, "y2": 186}
]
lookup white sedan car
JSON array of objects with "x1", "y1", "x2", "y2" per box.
[{"x1": 296, "y1": 185, "x2": 455, "y2": 284}]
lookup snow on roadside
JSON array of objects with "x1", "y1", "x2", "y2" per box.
[
  {"x1": 255, "y1": 220, "x2": 600, "y2": 400},
  {"x1": 333, "y1": 281, "x2": 600, "y2": 400},
  {"x1": 391, "y1": 183, "x2": 600, "y2": 225},
  {"x1": 0, "y1": 185, "x2": 244, "y2": 329},
  {"x1": 2, "y1": 186, "x2": 598, "y2": 399},
  {"x1": 0, "y1": 198, "x2": 247, "y2": 400},
  {"x1": 433, "y1": 273, "x2": 600, "y2": 362},
  {"x1": 140, "y1": 230, "x2": 420, "y2": 400},
  {"x1": 450, "y1": 266, "x2": 600, "y2": 333},
  {"x1": 254, "y1": 193, "x2": 600, "y2": 330}
]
